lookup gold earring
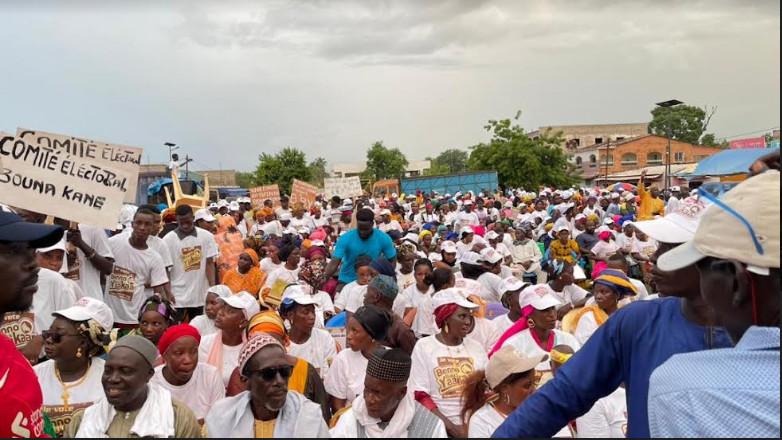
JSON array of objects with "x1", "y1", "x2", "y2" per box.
[
  {"x1": 76, "y1": 347, "x2": 83, "y2": 358},
  {"x1": 527, "y1": 319, "x2": 535, "y2": 329},
  {"x1": 444, "y1": 324, "x2": 450, "y2": 334}
]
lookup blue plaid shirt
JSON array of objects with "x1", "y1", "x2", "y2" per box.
[{"x1": 648, "y1": 326, "x2": 780, "y2": 438}]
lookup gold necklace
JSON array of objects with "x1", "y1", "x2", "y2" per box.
[{"x1": 54, "y1": 363, "x2": 91, "y2": 411}]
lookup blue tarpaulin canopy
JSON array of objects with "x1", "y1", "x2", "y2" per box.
[{"x1": 690, "y1": 148, "x2": 776, "y2": 177}]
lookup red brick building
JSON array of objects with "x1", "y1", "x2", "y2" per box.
[{"x1": 576, "y1": 135, "x2": 724, "y2": 181}]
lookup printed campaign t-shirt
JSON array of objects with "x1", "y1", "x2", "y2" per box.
[
  {"x1": 67, "y1": 225, "x2": 113, "y2": 301},
  {"x1": 409, "y1": 335, "x2": 488, "y2": 424},
  {"x1": 333, "y1": 282, "x2": 367, "y2": 313},
  {"x1": 0, "y1": 334, "x2": 46, "y2": 438},
  {"x1": 527, "y1": 283, "x2": 589, "y2": 310},
  {"x1": 105, "y1": 235, "x2": 168, "y2": 325},
  {"x1": 163, "y1": 227, "x2": 220, "y2": 308},
  {"x1": 34, "y1": 358, "x2": 105, "y2": 438},
  {"x1": 332, "y1": 229, "x2": 396, "y2": 284},
  {"x1": 633, "y1": 238, "x2": 659, "y2": 260}
]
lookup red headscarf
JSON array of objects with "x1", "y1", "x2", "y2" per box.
[
  {"x1": 433, "y1": 304, "x2": 459, "y2": 329},
  {"x1": 158, "y1": 324, "x2": 201, "y2": 357}
]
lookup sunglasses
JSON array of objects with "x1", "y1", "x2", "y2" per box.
[
  {"x1": 245, "y1": 365, "x2": 294, "y2": 382},
  {"x1": 42, "y1": 330, "x2": 81, "y2": 344}
]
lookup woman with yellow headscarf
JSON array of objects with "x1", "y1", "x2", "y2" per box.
[
  {"x1": 570, "y1": 269, "x2": 638, "y2": 346},
  {"x1": 222, "y1": 249, "x2": 267, "y2": 298},
  {"x1": 224, "y1": 311, "x2": 331, "y2": 422}
]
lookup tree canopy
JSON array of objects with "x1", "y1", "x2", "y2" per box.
[
  {"x1": 364, "y1": 141, "x2": 409, "y2": 181},
  {"x1": 648, "y1": 104, "x2": 717, "y2": 145},
  {"x1": 308, "y1": 157, "x2": 329, "y2": 188},
  {"x1": 467, "y1": 112, "x2": 579, "y2": 189},
  {"x1": 253, "y1": 147, "x2": 311, "y2": 195},
  {"x1": 427, "y1": 148, "x2": 469, "y2": 175}
]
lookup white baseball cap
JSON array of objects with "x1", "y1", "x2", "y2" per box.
[
  {"x1": 403, "y1": 233, "x2": 419, "y2": 244},
  {"x1": 460, "y1": 226, "x2": 475, "y2": 236},
  {"x1": 432, "y1": 288, "x2": 479, "y2": 310},
  {"x1": 519, "y1": 285, "x2": 563, "y2": 310},
  {"x1": 500, "y1": 277, "x2": 526, "y2": 294},
  {"x1": 658, "y1": 171, "x2": 780, "y2": 274},
  {"x1": 282, "y1": 227, "x2": 298, "y2": 235},
  {"x1": 229, "y1": 201, "x2": 241, "y2": 212},
  {"x1": 54, "y1": 297, "x2": 114, "y2": 331},
  {"x1": 207, "y1": 285, "x2": 234, "y2": 299},
  {"x1": 459, "y1": 251, "x2": 483, "y2": 266},
  {"x1": 505, "y1": 200, "x2": 514, "y2": 208},
  {"x1": 217, "y1": 200, "x2": 229, "y2": 208},
  {"x1": 485, "y1": 230, "x2": 500, "y2": 240},
  {"x1": 555, "y1": 224, "x2": 569, "y2": 233},
  {"x1": 632, "y1": 198, "x2": 707, "y2": 244},
  {"x1": 480, "y1": 247, "x2": 503, "y2": 265},
  {"x1": 625, "y1": 193, "x2": 636, "y2": 202},
  {"x1": 379, "y1": 209, "x2": 392, "y2": 216},
  {"x1": 486, "y1": 346, "x2": 546, "y2": 389},
  {"x1": 603, "y1": 217, "x2": 615, "y2": 225},
  {"x1": 300, "y1": 227, "x2": 312, "y2": 235},
  {"x1": 310, "y1": 239, "x2": 326, "y2": 248},
  {"x1": 440, "y1": 240, "x2": 458, "y2": 254},
  {"x1": 222, "y1": 292, "x2": 261, "y2": 320},
  {"x1": 36, "y1": 238, "x2": 67, "y2": 254},
  {"x1": 575, "y1": 214, "x2": 587, "y2": 222},
  {"x1": 463, "y1": 199, "x2": 473, "y2": 206},
  {"x1": 195, "y1": 208, "x2": 216, "y2": 223},
  {"x1": 282, "y1": 284, "x2": 318, "y2": 306},
  {"x1": 208, "y1": 202, "x2": 219, "y2": 209},
  {"x1": 610, "y1": 192, "x2": 620, "y2": 199}
]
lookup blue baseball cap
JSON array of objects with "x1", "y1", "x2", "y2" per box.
[{"x1": 0, "y1": 210, "x2": 65, "y2": 248}]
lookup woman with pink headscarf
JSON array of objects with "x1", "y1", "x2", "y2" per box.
[{"x1": 590, "y1": 228, "x2": 621, "y2": 263}]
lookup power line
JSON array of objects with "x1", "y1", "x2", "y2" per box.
[{"x1": 716, "y1": 126, "x2": 779, "y2": 141}]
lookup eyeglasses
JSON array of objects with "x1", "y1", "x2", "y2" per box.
[
  {"x1": 245, "y1": 365, "x2": 294, "y2": 382},
  {"x1": 42, "y1": 330, "x2": 81, "y2": 344}
]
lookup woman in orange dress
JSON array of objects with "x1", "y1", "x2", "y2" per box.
[
  {"x1": 222, "y1": 249, "x2": 267, "y2": 298},
  {"x1": 216, "y1": 215, "x2": 245, "y2": 280}
]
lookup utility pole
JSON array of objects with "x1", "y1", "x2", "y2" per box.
[{"x1": 182, "y1": 155, "x2": 193, "y2": 180}]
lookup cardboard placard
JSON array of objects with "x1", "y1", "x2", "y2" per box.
[
  {"x1": 249, "y1": 184, "x2": 280, "y2": 208},
  {"x1": 16, "y1": 128, "x2": 142, "y2": 204},
  {"x1": 0, "y1": 132, "x2": 139, "y2": 229},
  {"x1": 290, "y1": 179, "x2": 318, "y2": 208},
  {"x1": 324, "y1": 176, "x2": 363, "y2": 199}
]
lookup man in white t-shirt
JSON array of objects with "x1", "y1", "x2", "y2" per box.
[
  {"x1": 105, "y1": 208, "x2": 169, "y2": 329},
  {"x1": 665, "y1": 186, "x2": 681, "y2": 214},
  {"x1": 163, "y1": 205, "x2": 219, "y2": 322},
  {"x1": 457, "y1": 200, "x2": 480, "y2": 228},
  {"x1": 168, "y1": 153, "x2": 181, "y2": 179},
  {"x1": 274, "y1": 195, "x2": 292, "y2": 220}
]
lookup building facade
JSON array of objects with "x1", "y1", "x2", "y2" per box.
[
  {"x1": 528, "y1": 122, "x2": 649, "y2": 152},
  {"x1": 577, "y1": 135, "x2": 723, "y2": 183}
]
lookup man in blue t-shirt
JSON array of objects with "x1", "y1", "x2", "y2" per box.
[
  {"x1": 493, "y1": 199, "x2": 733, "y2": 438},
  {"x1": 325, "y1": 207, "x2": 397, "y2": 286}
]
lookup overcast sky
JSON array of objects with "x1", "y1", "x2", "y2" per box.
[{"x1": 1, "y1": 0, "x2": 778, "y2": 173}]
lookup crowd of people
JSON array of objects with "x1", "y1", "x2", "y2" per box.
[{"x1": 0, "y1": 150, "x2": 778, "y2": 438}]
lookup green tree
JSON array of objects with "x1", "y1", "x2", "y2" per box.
[
  {"x1": 648, "y1": 104, "x2": 716, "y2": 145},
  {"x1": 364, "y1": 141, "x2": 409, "y2": 181},
  {"x1": 466, "y1": 111, "x2": 579, "y2": 189},
  {"x1": 235, "y1": 171, "x2": 256, "y2": 188},
  {"x1": 429, "y1": 148, "x2": 469, "y2": 174},
  {"x1": 424, "y1": 161, "x2": 451, "y2": 176},
  {"x1": 253, "y1": 147, "x2": 311, "y2": 195},
  {"x1": 308, "y1": 157, "x2": 329, "y2": 188},
  {"x1": 700, "y1": 133, "x2": 729, "y2": 149}
]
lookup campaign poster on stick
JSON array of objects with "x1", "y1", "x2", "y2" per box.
[
  {"x1": 290, "y1": 179, "x2": 318, "y2": 208},
  {"x1": 0, "y1": 132, "x2": 140, "y2": 229},
  {"x1": 324, "y1": 176, "x2": 363, "y2": 199},
  {"x1": 16, "y1": 128, "x2": 142, "y2": 204},
  {"x1": 249, "y1": 184, "x2": 281, "y2": 207}
]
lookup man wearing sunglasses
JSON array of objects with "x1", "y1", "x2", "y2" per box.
[
  {"x1": 649, "y1": 170, "x2": 780, "y2": 437},
  {"x1": 205, "y1": 333, "x2": 330, "y2": 438},
  {"x1": 0, "y1": 207, "x2": 64, "y2": 438}
]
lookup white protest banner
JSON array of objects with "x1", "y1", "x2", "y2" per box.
[
  {"x1": 324, "y1": 176, "x2": 363, "y2": 199},
  {"x1": 0, "y1": 133, "x2": 134, "y2": 229},
  {"x1": 16, "y1": 128, "x2": 142, "y2": 204},
  {"x1": 290, "y1": 179, "x2": 318, "y2": 208},
  {"x1": 249, "y1": 184, "x2": 281, "y2": 208}
]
